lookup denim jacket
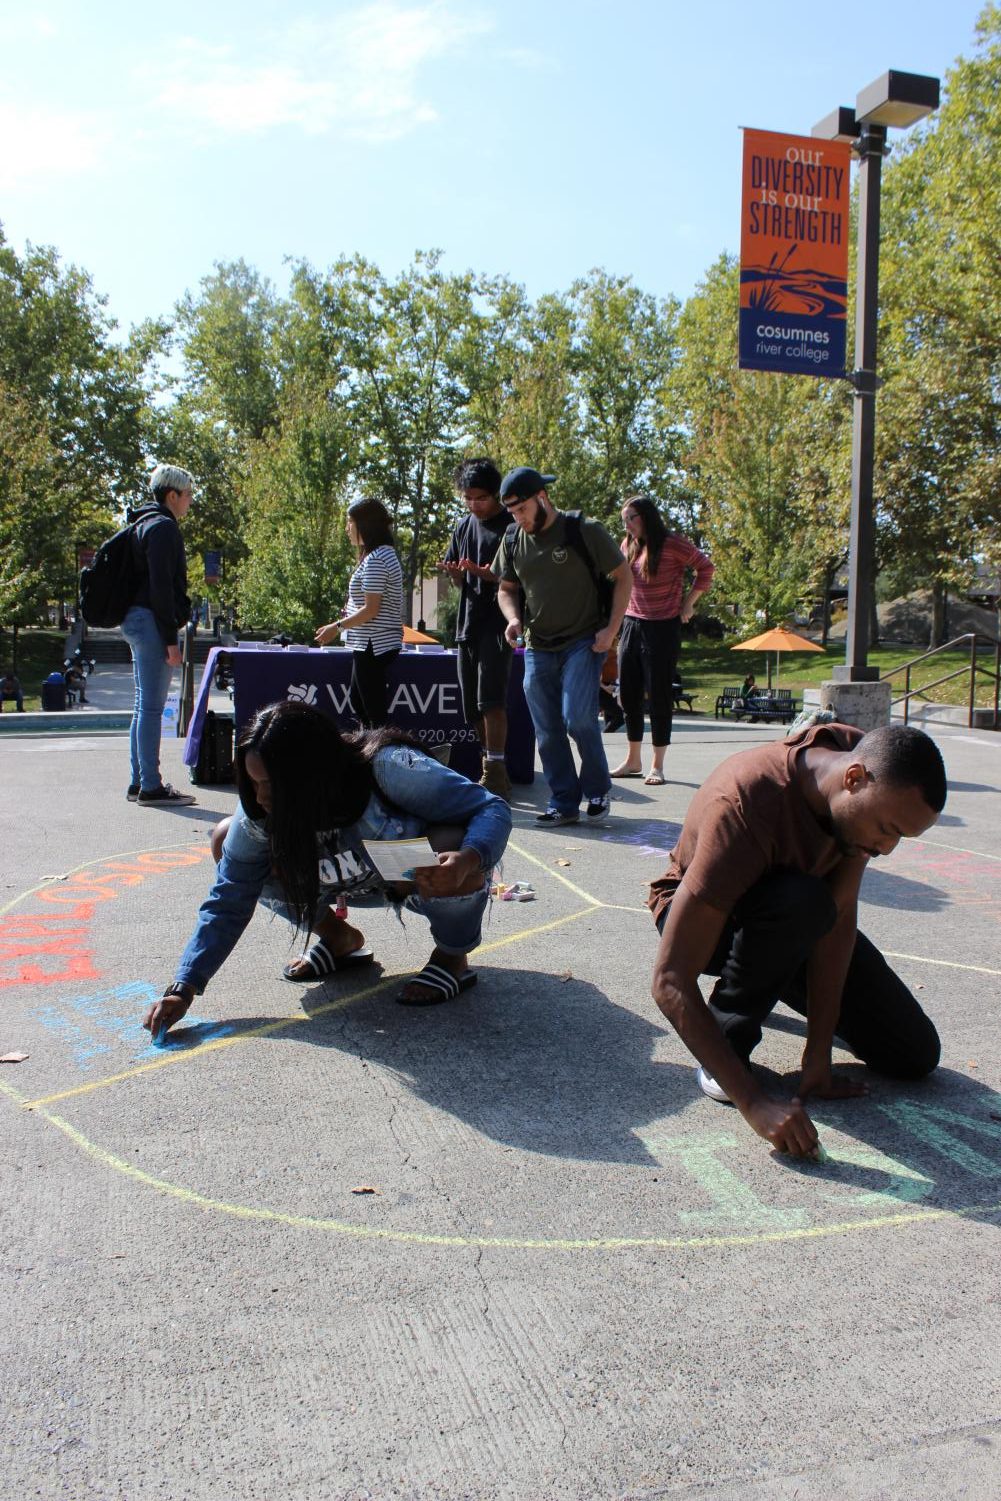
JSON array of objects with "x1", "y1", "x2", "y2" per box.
[{"x1": 174, "y1": 745, "x2": 512, "y2": 993}]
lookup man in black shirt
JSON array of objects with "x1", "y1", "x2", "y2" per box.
[{"x1": 442, "y1": 458, "x2": 513, "y2": 800}]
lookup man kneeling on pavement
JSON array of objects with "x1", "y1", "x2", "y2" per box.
[{"x1": 649, "y1": 720, "x2": 946, "y2": 1158}]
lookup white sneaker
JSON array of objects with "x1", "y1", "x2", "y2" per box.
[{"x1": 696, "y1": 1065, "x2": 732, "y2": 1104}]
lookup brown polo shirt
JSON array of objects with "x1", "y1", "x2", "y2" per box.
[{"x1": 647, "y1": 721, "x2": 863, "y2": 927}]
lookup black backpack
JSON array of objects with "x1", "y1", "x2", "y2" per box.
[
  {"x1": 564, "y1": 511, "x2": 614, "y2": 626},
  {"x1": 78, "y1": 523, "x2": 139, "y2": 628}
]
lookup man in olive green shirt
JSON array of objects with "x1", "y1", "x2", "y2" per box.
[{"x1": 493, "y1": 467, "x2": 632, "y2": 825}]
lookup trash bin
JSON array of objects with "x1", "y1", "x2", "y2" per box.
[{"x1": 41, "y1": 675, "x2": 67, "y2": 711}]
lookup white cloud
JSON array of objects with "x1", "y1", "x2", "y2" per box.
[
  {"x1": 0, "y1": 13, "x2": 58, "y2": 45},
  {"x1": 147, "y1": 2, "x2": 493, "y2": 144},
  {"x1": 0, "y1": 103, "x2": 108, "y2": 191},
  {"x1": 497, "y1": 46, "x2": 553, "y2": 72}
]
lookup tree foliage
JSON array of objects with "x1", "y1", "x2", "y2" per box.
[
  {"x1": 0, "y1": 227, "x2": 152, "y2": 630},
  {"x1": 670, "y1": 257, "x2": 851, "y2": 630},
  {"x1": 239, "y1": 388, "x2": 356, "y2": 634},
  {"x1": 483, "y1": 271, "x2": 681, "y2": 528},
  {"x1": 4, "y1": 6, "x2": 999, "y2": 648},
  {"x1": 877, "y1": 3, "x2": 1001, "y2": 641}
]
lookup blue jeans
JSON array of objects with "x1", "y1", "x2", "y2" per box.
[
  {"x1": 522, "y1": 637, "x2": 610, "y2": 814},
  {"x1": 121, "y1": 605, "x2": 173, "y2": 790},
  {"x1": 175, "y1": 746, "x2": 512, "y2": 992},
  {"x1": 260, "y1": 879, "x2": 490, "y2": 958}
]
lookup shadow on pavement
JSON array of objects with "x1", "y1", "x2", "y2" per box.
[
  {"x1": 160, "y1": 965, "x2": 1001, "y2": 1230},
  {"x1": 177, "y1": 969, "x2": 690, "y2": 1168},
  {"x1": 860, "y1": 867, "x2": 952, "y2": 913}
]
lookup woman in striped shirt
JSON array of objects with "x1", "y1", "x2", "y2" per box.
[
  {"x1": 610, "y1": 496, "x2": 714, "y2": 786},
  {"x1": 316, "y1": 498, "x2": 404, "y2": 727}
]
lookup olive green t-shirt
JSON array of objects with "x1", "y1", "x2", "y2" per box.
[{"x1": 492, "y1": 512, "x2": 623, "y2": 651}]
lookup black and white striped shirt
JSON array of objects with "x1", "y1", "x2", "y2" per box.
[{"x1": 344, "y1": 545, "x2": 404, "y2": 655}]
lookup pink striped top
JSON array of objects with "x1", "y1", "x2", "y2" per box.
[{"x1": 622, "y1": 534, "x2": 715, "y2": 621}]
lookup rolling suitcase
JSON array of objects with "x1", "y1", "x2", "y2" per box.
[{"x1": 190, "y1": 710, "x2": 235, "y2": 785}]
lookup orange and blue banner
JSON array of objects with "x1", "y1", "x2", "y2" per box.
[{"x1": 739, "y1": 128, "x2": 851, "y2": 378}]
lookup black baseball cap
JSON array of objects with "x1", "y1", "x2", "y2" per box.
[{"x1": 499, "y1": 466, "x2": 556, "y2": 504}]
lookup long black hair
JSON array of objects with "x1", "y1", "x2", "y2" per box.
[
  {"x1": 348, "y1": 497, "x2": 396, "y2": 556},
  {"x1": 235, "y1": 700, "x2": 415, "y2": 933},
  {"x1": 621, "y1": 494, "x2": 669, "y2": 581}
]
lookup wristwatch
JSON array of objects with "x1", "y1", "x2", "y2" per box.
[{"x1": 162, "y1": 981, "x2": 194, "y2": 1004}]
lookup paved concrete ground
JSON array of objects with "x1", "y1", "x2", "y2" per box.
[{"x1": 2, "y1": 668, "x2": 1000, "y2": 1500}]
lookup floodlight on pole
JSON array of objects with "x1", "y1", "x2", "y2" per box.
[{"x1": 813, "y1": 70, "x2": 939, "y2": 681}]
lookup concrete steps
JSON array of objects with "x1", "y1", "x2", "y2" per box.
[{"x1": 78, "y1": 630, "x2": 221, "y2": 666}]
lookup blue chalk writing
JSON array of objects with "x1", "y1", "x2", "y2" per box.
[{"x1": 34, "y1": 982, "x2": 234, "y2": 1071}]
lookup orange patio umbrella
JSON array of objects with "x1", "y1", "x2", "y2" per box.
[
  {"x1": 731, "y1": 625, "x2": 824, "y2": 688},
  {"x1": 402, "y1": 624, "x2": 439, "y2": 645}
]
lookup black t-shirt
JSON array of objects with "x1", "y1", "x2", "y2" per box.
[{"x1": 444, "y1": 510, "x2": 512, "y2": 640}]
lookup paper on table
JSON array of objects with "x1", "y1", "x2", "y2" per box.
[{"x1": 362, "y1": 837, "x2": 437, "y2": 884}]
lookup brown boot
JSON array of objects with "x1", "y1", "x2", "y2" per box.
[{"x1": 479, "y1": 756, "x2": 512, "y2": 802}]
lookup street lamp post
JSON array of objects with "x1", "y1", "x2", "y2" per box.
[{"x1": 813, "y1": 71, "x2": 939, "y2": 686}]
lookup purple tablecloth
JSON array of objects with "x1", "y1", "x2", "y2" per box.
[{"x1": 184, "y1": 646, "x2": 534, "y2": 784}]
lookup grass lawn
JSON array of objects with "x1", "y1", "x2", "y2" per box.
[
  {"x1": 676, "y1": 638, "x2": 1000, "y2": 716},
  {"x1": 0, "y1": 629, "x2": 74, "y2": 712}
]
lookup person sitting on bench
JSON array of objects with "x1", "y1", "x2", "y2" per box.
[{"x1": 0, "y1": 670, "x2": 24, "y2": 712}]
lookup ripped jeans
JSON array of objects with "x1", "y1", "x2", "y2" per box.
[
  {"x1": 258, "y1": 878, "x2": 491, "y2": 958},
  {"x1": 175, "y1": 801, "x2": 496, "y2": 995}
]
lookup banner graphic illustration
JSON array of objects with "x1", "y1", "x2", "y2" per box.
[{"x1": 739, "y1": 128, "x2": 851, "y2": 377}]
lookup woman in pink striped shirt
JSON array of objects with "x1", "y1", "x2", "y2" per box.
[{"x1": 610, "y1": 496, "x2": 714, "y2": 785}]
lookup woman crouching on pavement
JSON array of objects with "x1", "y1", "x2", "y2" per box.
[{"x1": 143, "y1": 700, "x2": 511, "y2": 1038}]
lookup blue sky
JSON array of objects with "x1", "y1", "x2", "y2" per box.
[{"x1": 0, "y1": 0, "x2": 988, "y2": 334}]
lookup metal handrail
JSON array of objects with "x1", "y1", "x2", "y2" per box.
[{"x1": 880, "y1": 632, "x2": 1000, "y2": 729}]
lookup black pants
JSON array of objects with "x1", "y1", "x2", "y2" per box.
[
  {"x1": 618, "y1": 615, "x2": 681, "y2": 745},
  {"x1": 349, "y1": 644, "x2": 399, "y2": 728},
  {"x1": 666, "y1": 870, "x2": 941, "y2": 1078}
]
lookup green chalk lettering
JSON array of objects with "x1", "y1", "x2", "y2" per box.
[{"x1": 638, "y1": 1130, "x2": 810, "y2": 1231}]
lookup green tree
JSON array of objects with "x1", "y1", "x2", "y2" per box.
[
  {"x1": 0, "y1": 227, "x2": 153, "y2": 618},
  {"x1": 484, "y1": 271, "x2": 681, "y2": 525},
  {"x1": 671, "y1": 255, "x2": 851, "y2": 630},
  {"x1": 238, "y1": 389, "x2": 356, "y2": 636},
  {"x1": 288, "y1": 250, "x2": 494, "y2": 605},
  {"x1": 877, "y1": 4, "x2": 1001, "y2": 642},
  {"x1": 147, "y1": 394, "x2": 247, "y2": 610},
  {"x1": 176, "y1": 260, "x2": 283, "y2": 443},
  {"x1": 0, "y1": 378, "x2": 65, "y2": 659}
]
